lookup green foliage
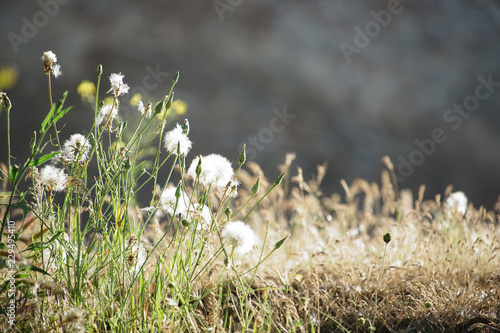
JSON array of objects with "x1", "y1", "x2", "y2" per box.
[{"x1": 0, "y1": 55, "x2": 287, "y2": 332}]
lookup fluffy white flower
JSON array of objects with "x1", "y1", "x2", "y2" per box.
[
  {"x1": 96, "y1": 104, "x2": 118, "y2": 126},
  {"x1": 190, "y1": 203, "x2": 212, "y2": 231},
  {"x1": 62, "y1": 133, "x2": 90, "y2": 163},
  {"x1": 108, "y1": 72, "x2": 129, "y2": 96},
  {"x1": 52, "y1": 64, "x2": 62, "y2": 78},
  {"x1": 446, "y1": 191, "x2": 468, "y2": 215},
  {"x1": 221, "y1": 221, "x2": 258, "y2": 255},
  {"x1": 159, "y1": 186, "x2": 212, "y2": 228},
  {"x1": 159, "y1": 187, "x2": 190, "y2": 216},
  {"x1": 163, "y1": 124, "x2": 192, "y2": 156},
  {"x1": 42, "y1": 51, "x2": 57, "y2": 65},
  {"x1": 188, "y1": 154, "x2": 234, "y2": 188},
  {"x1": 42, "y1": 51, "x2": 62, "y2": 78},
  {"x1": 227, "y1": 179, "x2": 240, "y2": 198},
  {"x1": 39, "y1": 165, "x2": 68, "y2": 192},
  {"x1": 137, "y1": 101, "x2": 152, "y2": 117}
]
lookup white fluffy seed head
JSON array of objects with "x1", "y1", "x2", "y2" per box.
[
  {"x1": 221, "y1": 221, "x2": 257, "y2": 255},
  {"x1": 39, "y1": 165, "x2": 68, "y2": 192},
  {"x1": 188, "y1": 154, "x2": 234, "y2": 189},
  {"x1": 63, "y1": 133, "x2": 90, "y2": 163},
  {"x1": 163, "y1": 124, "x2": 192, "y2": 156},
  {"x1": 446, "y1": 191, "x2": 468, "y2": 215},
  {"x1": 52, "y1": 64, "x2": 62, "y2": 78},
  {"x1": 42, "y1": 51, "x2": 62, "y2": 77},
  {"x1": 96, "y1": 104, "x2": 118, "y2": 126},
  {"x1": 109, "y1": 72, "x2": 129, "y2": 96},
  {"x1": 159, "y1": 187, "x2": 189, "y2": 216},
  {"x1": 137, "y1": 101, "x2": 152, "y2": 117},
  {"x1": 42, "y1": 51, "x2": 57, "y2": 65}
]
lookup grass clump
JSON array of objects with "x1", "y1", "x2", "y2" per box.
[
  {"x1": 0, "y1": 52, "x2": 287, "y2": 332},
  {"x1": 0, "y1": 52, "x2": 499, "y2": 332}
]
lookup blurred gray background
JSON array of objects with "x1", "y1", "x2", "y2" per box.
[{"x1": 1, "y1": 0, "x2": 500, "y2": 209}]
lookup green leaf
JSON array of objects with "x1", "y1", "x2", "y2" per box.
[
  {"x1": 52, "y1": 106, "x2": 72, "y2": 124},
  {"x1": 25, "y1": 229, "x2": 65, "y2": 252},
  {"x1": 8, "y1": 164, "x2": 18, "y2": 183},
  {"x1": 40, "y1": 102, "x2": 57, "y2": 134},
  {"x1": 274, "y1": 234, "x2": 289, "y2": 249},
  {"x1": 28, "y1": 151, "x2": 60, "y2": 167},
  {"x1": 18, "y1": 264, "x2": 50, "y2": 275},
  {"x1": 40, "y1": 91, "x2": 68, "y2": 133}
]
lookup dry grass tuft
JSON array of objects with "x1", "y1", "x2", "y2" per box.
[{"x1": 227, "y1": 157, "x2": 500, "y2": 332}]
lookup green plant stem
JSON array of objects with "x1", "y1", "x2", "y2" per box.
[
  {"x1": 241, "y1": 183, "x2": 278, "y2": 222},
  {"x1": 6, "y1": 99, "x2": 11, "y2": 184},
  {"x1": 0, "y1": 94, "x2": 67, "y2": 239},
  {"x1": 371, "y1": 242, "x2": 388, "y2": 330},
  {"x1": 47, "y1": 74, "x2": 53, "y2": 106}
]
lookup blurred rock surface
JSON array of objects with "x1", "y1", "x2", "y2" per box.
[{"x1": 1, "y1": 0, "x2": 500, "y2": 208}]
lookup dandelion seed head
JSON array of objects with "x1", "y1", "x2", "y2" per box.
[
  {"x1": 159, "y1": 186, "x2": 212, "y2": 229},
  {"x1": 227, "y1": 179, "x2": 240, "y2": 198},
  {"x1": 137, "y1": 101, "x2": 152, "y2": 117},
  {"x1": 63, "y1": 133, "x2": 90, "y2": 163},
  {"x1": 109, "y1": 72, "x2": 129, "y2": 96},
  {"x1": 188, "y1": 154, "x2": 234, "y2": 188},
  {"x1": 42, "y1": 51, "x2": 62, "y2": 78},
  {"x1": 96, "y1": 104, "x2": 118, "y2": 126},
  {"x1": 446, "y1": 191, "x2": 468, "y2": 215},
  {"x1": 164, "y1": 124, "x2": 192, "y2": 156},
  {"x1": 52, "y1": 64, "x2": 62, "y2": 78},
  {"x1": 191, "y1": 203, "x2": 212, "y2": 231},
  {"x1": 42, "y1": 51, "x2": 57, "y2": 68},
  {"x1": 221, "y1": 221, "x2": 257, "y2": 255},
  {"x1": 159, "y1": 187, "x2": 189, "y2": 216},
  {"x1": 39, "y1": 165, "x2": 68, "y2": 192}
]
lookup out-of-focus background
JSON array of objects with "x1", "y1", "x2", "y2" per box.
[{"x1": 1, "y1": 0, "x2": 500, "y2": 208}]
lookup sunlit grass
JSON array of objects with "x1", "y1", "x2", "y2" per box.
[{"x1": 0, "y1": 53, "x2": 499, "y2": 332}]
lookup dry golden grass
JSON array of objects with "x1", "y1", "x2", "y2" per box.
[{"x1": 216, "y1": 154, "x2": 500, "y2": 332}]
